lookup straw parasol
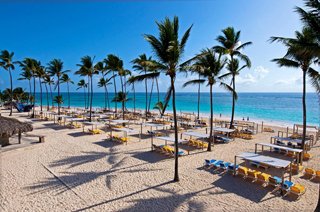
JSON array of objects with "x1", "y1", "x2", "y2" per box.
[{"x1": 0, "y1": 116, "x2": 33, "y2": 146}]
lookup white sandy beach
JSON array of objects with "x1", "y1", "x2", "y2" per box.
[{"x1": 1, "y1": 109, "x2": 319, "y2": 212}]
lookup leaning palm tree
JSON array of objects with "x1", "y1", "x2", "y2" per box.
[
  {"x1": 271, "y1": 27, "x2": 317, "y2": 156},
  {"x1": 184, "y1": 49, "x2": 231, "y2": 151},
  {"x1": 132, "y1": 55, "x2": 160, "y2": 118},
  {"x1": 18, "y1": 58, "x2": 38, "y2": 117},
  {"x1": 35, "y1": 62, "x2": 46, "y2": 112},
  {"x1": 104, "y1": 54, "x2": 123, "y2": 112},
  {"x1": 76, "y1": 56, "x2": 98, "y2": 122},
  {"x1": 0, "y1": 50, "x2": 17, "y2": 116},
  {"x1": 77, "y1": 79, "x2": 88, "y2": 109},
  {"x1": 47, "y1": 59, "x2": 66, "y2": 115},
  {"x1": 42, "y1": 73, "x2": 53, "y2": 110},
  {"x1": 144, "y1": 16, "x2": 192, "y2": 182},
  {"x1": 18, "y1": 68, "x2": 33, "y2": 104},
  {"x1": 213, "y1": 27, "x2": 252, "y2": 128},
  {"x1": 98, "y1": 77, "x2": 112, "y2": 110},
  {"x1": 127, "y1": 75, "x2": 137, "y2": 113},
  {"x1": 60, "y1": 73, "x2": 74, "y2": 109},
  {"x1": 112, "y1": 92, "x2": 130, "y2": 119}
]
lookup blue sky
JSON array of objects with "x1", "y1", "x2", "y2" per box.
[{"x1": 0, "y1": 0, "x2": 311, "y2": 93}]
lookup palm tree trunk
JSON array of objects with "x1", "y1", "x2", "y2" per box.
[
  {"x1": 106, "y1": 86, "x2": 110, "y2": 110},
  {"x1": 45, "y1": 83, "x2": 49, "y2": 111},
  {"x1": 302, "y1": 69, "x2": 307, "y2": 156},
  {"x1": 83, "y1": 87, "x2": 87, "y2": 109},
  {"x1": 39, "y1": 78, "x2": 43, "y2": 112},
  {"x1": 197, "y1": 74, "x2": 201, "y2": 119},
  {"x1": 57, "y1": 76, "x2": 60, "y2": 115},
  {"x1": 89, "y1": 76, "x2": 93, "y2": 122},
  {"x1": 67, "y1": 82, "x2": 70, "y2": 109},
  {"x1": 120, "y1": 76, "x2": 124, "y2": 93},
  {"x1": 156, "y1": 77, "x2": 160, "y2": 103},
  {"x1": 113, "y1": 71, "x2": 117, "y2": 112},
  {"x1": 31, "y1": 76, "x2": 36, "y2": 118},
  {"x1": 49, "y1": 84, "x2": 54, "y2": 108},
  {"x1": 87, "y1": 76, "x2": 90, "y2": 109},
  {"x1": 230, "y1": 75, "x2": 236, "y2": 129},
  {"x1": 145, "y1": 70, "x2": 148, "y2": 119},
  {"x1": 171, "y1": 76, "x2": 179, "y2": 182},
  {"x1": 104, "y1": 85, "x2": 107, "y2": 110},
  {"x1": 133, "y1": 83, "x2": 136, "y2": 113},
  {"x1": 28, "y1": 79, "x2": 31, "y2": 105},
  {"x1": 122, "y1": 101, "x2": 125, "y2": 120},
  {"x1": 148, "y1": 79, "x2": 154, "y2": 112},
  {"x1": 9, "y1": 69, "x2": 13, "y2": 116},
  {"x1": 208, "y1": 83, "x2": 213, "y2": 151}
]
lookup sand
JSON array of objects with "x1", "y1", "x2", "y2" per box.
[{"x1": 0, "y1": 109, "x2": 319, "y2": 211}]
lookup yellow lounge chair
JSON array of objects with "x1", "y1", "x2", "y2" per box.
[
  {"x1": 289, "y1": 184, "x2": 306, "y2": 198},
  {"x1": 247, "y1": 170, "x2": 261, "y2": 181},
  {"x1": 287, "y1": 151, "x2": 296, "y2": 158},
  {"x1": 238, "y1": 166, "x2": 248, "y2": 178},
  {"x1": 303, "y1": 153, "x2": 312, "y2": 161},
  {"x1": 315, "y1": 170, "x2": 320, "y2": 180},
  {"x1": 257, "y1": 173, "x2": 271, "y2": 186},
  {"x1": 88, "y1": 129, "x2": 102, "y2": 135},
  {"x1": 292, "y1": 164, "x2": 304, "y2": 174},
  {"x1": 304, "y1": 168, "x2": 315, "y2": 178}
]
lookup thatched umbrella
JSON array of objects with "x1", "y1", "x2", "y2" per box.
[{"x1": 0, "y1": 116, "x2": 33, "y2": 146}]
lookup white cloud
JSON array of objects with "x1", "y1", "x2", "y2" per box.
[
  {"x1": 237, "y1": 73, "x2": 256, "y2": 85},
  {"x1": 274, "y1": 77, "x2": 302, "y2": 85},
  {"x1": 254, "y1": 66, "x2": 269, "y2": 80}
]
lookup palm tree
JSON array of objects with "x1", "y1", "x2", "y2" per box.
[
  {"x1": 18, "y1": 68, "x2": 33, "y2": 104},
  {"x1": 76, "y1": 56, "x2": 98, "y2": 122},
  {"x1": 0, "y1": 50, "x2": 17, "y2": 116},
  {"x1": 104, "y1": 54, "x2": 123, "y2": 112},
  {"x1": 183, "y1": 49, "x2": 231, "y2": 151},
  {"x1": 77, "y1": 79, "x2": 88, "y2": 109},
  {"x1": 35, "y1": 62, "x2": 46, "y2": 112},
  {"x1": 42, "y1": 73, "x2": 53, "y2": 111},
  {"x1": 18, "y1": 58, "x2": 37, "y2": 117},
  {"x1": 60, "y1": 73, "x2": 74, "y2": 109},
  {"x1": 98, "y1": 77, "x2": 112, "y2": 110},
  {"x1": 213, "y1": 27, "x2": 252, "y2": 128},
  {"x1": 144, "y1": 16, "x2": 192, "y2": 182},
  {"x1": 132, "y1": 55, "x2": 160, "y2": 118},
  {"x1": 127, "y1": 76, "x2": 137, "y2": 113},
  {"x1": 112, "y1": 92, "x2": 130, "y2": 119},
  {"x1": 153, "y1": 101, "x2": 166, "y2": 117},
  {"x1": 47, "y1": 59, "x2": 66, "y2": 116},
  {"x1": 271, "y1": 27, "x2": 317, "y2": 156}
]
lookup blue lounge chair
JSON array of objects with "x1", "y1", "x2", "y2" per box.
[
  {"x1": 204, "y1": 159, "x2": 216, "y2": 167},
  {"x1": 268, "y1": 176, "x2": 282, "y2": 187},
  {"x1": 219, "y1": 162, "x2": 231, "y2": 170},
  {"x1": 212, "y1": 160, "x2": 224, "y2": 167},
  {"x1": 228, "y1": 163, "x2": 239, "y2": 172},
  {"x1": 282, "y1": 180, "x2": 294, "y2": 191}
]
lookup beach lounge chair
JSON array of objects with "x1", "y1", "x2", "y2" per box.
[
  {"x1": 219, "y1": 162, "x2": 231, "y2": 170},
  {"x1": 268, "y1": 176, "x2": 282, "y2": 187},
  {"x1": 247, "y1": 170, "x2": 261, "y2": 182},
  {"x1": 303, "y1": 153, "x2": 312, "y2": 161},
  {"x1": 281, "y1": 180, "x2": 294, "y2": 194},
  {"x1": 292, "y1": 164, "x2": 304, "y2": 174},
  {"x1": 237, "y1": 166, "x2": 249, "y2": 178},
  {"x1": 88, "y1": 129, "x2": 102, "y2": 135},
  {"x1": 287, "y1": 151, "x2": 296, "y2": 158},
  {"x1": 204, "y1": 159, "x2": 216, "y2": 168},
  {"x1": 304, "y1": 168, "x2": 316, "y2": 178},
  {"x1": 257, "y1": 173, "x2": 271, "y2": 186},
  {"x1": 227, "y1": 163, "x2": 239, "y2": 173},
  {"x1": 212, "y1": 160, "x2": 224, "y2": 168},
  {"x1": 315, "y1": 170, "x2": 320, "y2": 180},
  {"x1": 288, "y1": 183, "x2": 306, "y2": 199}
]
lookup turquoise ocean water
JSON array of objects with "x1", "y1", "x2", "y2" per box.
[{"x1": 34, "y1": 92, "x2": 319, "y2": 126}]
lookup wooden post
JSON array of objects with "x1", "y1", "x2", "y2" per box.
[
  {"x1": 261, "y1": 122, "x2": 264, "y2": 133},
  {"x1": 18, "y1": 131, "x2": 21, "y2": 144}
]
